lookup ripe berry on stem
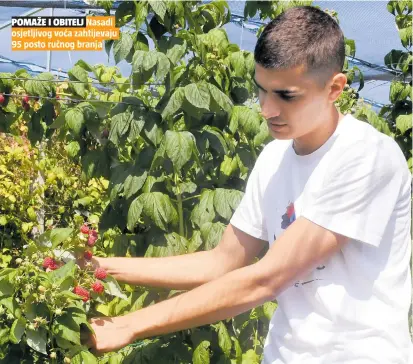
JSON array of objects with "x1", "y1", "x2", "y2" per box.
[{"x1": 94, "y1": 267, "x2": 107, "y2": 280}]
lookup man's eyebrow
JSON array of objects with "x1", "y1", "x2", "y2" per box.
[{"x1": 253, "y1": 78, "x2": 298, "y2": 94}]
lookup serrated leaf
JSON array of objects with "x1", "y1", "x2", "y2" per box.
[
  {"x1": 202, "y1": 126, "x2": 228, "y2": 155},
  {"x1": 149, "y1": 0, "x2": 167, "y2": 21},
  {"x1": 9, "y1": 317, "x2": 26, "y2": 344},
  {"x1": 159, "y1": 37, "x2": 187, "y2": 64},
  {"x1": 50, "y1": 260, "x2": 76, "y2": 283},
  {"x1": 254, "y1": 120, "x2": 270, "y2": 147},
  {"x1": 390, "y1": 81, "x2": 410, "y2": 103},
  {"x1": 185, "y1": 83, "x2": 210, "y2": 110},
  {"x1": 104, "y1": 276, "x2": 127, "y2": 300},
  {"x1": 72, "y1": 350, "x2": 98, "y2": 364},
  {"x1": 65, "y1": 141, "x2": 80, "y2": 157},
  {"x1": 242, "y1": 349, "x2": 260, "y2": 364},
  {"x1": 213, "y1": 189, "x2": 243, "y2": 220},
  {"x1": 128, "y1": 111, "x2": 145, "y2": 140},
  {"x1": 165, "y1": 130, "x2": 196, "y2": 170},
  {"x1": 229, "y1": 52, "x2": 246, "y2": 77},
  {"x1": 50, "y1": 228, "x2": 73, "y2": 249},
  {"x1": 187, "y1": 230, "x2": 203, "y2": 253},
  {"x1": 235, "y1": 106, "x2": 260, "y2": 137},
  {"x1": 127, "y1": 197, "x2": 143, "y2": 231},
  {"x1": 193, "y1": 340, "x2": 210, "y2": 364},
  {"x1": 396, "y1": 114, "x2": 412, "y2": 134},
  {"x1": 26, "y1": 328, "x2": 47, "y2": 355},
  {"x1": 216, "y1": 322, "x2": 232, "y2": 358},
  {"x1": 54, "y1": 313, "x2": 81, "y2": 345},
  {"x1": 155, "y1": 52, "x2": 170, "y2": 81},
  {"x1": 124, "y1": 167, "x2": 147, "y2": 199},
  {"x1": 191, "y1": 190, "x2": 216, "y2": 228},
  {"x1": 65, "y1": 108, "x2": 84, "y2": 135},
  {"x1": 208, "y1": 83, "x2": 233, "y2": 114},
  {"x1": 109, "y1": 111, "x2": 133, "y2": 146},
  {"x1": 139, "y1": 192, "x2": 178, "y2": 231},
  {"x1": 200, "y1": 222, "x2": 225, "y2": 250},
  {"x1": 161, "y1": 87, "x2": 185, "y2": 120},
  {"x1": 114, "y1": 32, "x2": 134, "y2": 64},
  {"x1": 263, "y1": 301, "x2": 277, "y2": 321},
  {"x1": 68, "y1": 65, "x2": 88, "y2": 82}
]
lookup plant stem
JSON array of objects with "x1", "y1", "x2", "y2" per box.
[
  {"x1": 247, "y1": 138, "x2": 258, "y2": 161},
  {"x1": 174, "y1": 172, "x2": 184, "y2": 237}
]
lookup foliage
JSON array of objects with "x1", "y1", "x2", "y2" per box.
[{"x1": 0, "y1": 0, "x2": 411, "y2": 362}]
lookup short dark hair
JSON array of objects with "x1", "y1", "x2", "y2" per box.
[{"x1": 254, "y1": 6, "x2": 345, "y2": 87}]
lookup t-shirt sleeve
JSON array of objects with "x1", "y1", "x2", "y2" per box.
[
  {"x1": 301, "y1": 139, "x2": 405, "y2": 247},
  {"x1": 230, "y1": 153, "x2": 268, "y2": 241}
]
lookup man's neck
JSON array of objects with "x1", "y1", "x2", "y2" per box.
[{"x1": 293, "y1": 109, "x2": 345, "y2": 156}]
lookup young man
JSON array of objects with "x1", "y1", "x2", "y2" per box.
[{"x1": 86, "y1": 6, "x2": 412, "y2": 363}]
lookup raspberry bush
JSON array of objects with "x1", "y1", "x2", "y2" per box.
[{"x1": 0, "y1": 0, "x2": 411, "y2": 363}]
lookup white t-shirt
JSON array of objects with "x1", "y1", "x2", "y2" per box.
[{"x1": 230, "y1": 114, "x2": 412, "y2": 363}]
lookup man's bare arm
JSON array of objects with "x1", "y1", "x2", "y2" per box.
[{"x1": 94, "y1": 224, "x2": 268, "y2": 290}]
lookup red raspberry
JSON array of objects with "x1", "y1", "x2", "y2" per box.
[
  {"x1": 23, "y1": 95, "x2": 30, "y2": 103},
  {"x1": 42, "y1": 257, "x2": 55, "y2": 269},
  {"x1": 94, "y1": 268, "x2": 107, "y2": 280},
  {"x1": 89, "y1": 229, "x2": 98, "y2": 238},
  {"x1": 80, "y1": 224, "x2": 89, "y2": 234},
  {"x1": 0, "y1": 94, "x2": 5, "y2": 105},
  {"x1": 84, "y1": 250, "x2": 93, "y2": 260},
  {"x1": 92, "y1": 281, "x2": 104, "y2": 294},
  {"x1": 48, "y1": 261, "x2": 59, "y2": 271},
  {"x1": 23, "y1": 103, "x2": 30, "y2": 112},
  {"x1": 55, "y1": 95, "x2": 60, "y2": 100},
  {"x1": 87, "y1": 235, "x2": 97, "y2": 247},
  {"x1": 73, "y1": 286, "x2": 90, "y2": 302}
]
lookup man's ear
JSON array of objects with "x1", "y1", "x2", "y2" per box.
[{"x1": 328, "y1": 73, "x2": 347, "y2": 103}]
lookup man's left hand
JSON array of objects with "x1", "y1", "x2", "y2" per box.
[{"x1": 84, "y1": 316, "x2": 135, "y2": 355}]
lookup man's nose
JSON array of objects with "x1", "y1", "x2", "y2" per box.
[{"x1": 260, "y1": 96, "x2": 281, "y2": 120}]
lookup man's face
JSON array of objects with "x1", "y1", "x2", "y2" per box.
[{"x1": 254, "y1": 63, "x2": 332, "y2": 140}]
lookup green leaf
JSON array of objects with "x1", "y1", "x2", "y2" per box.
[
  {"x1": 128, "y1": 111, "x2": 146, "y2": 141},
  {"x1": 236, "y1": 106, "x2": 261, "y2": 137},
  {"x1": 109, "y1": 111, "x2": 133, "y2": 146},
  {"x1": 161, "y1": 87, "x2": 185, "y2": 120},
  {"x1": 191, "y1": 190, "x2": 216, "y2": 228},
  {"x1": 242, "y1": 349, "x2": 260, "y2": 364},
  {"x1": 145, "y1": 232, "x2": 188, "y2": 257},
  {"x1": 72, "y1": 350, "x2": 98, "y2": 364},
  {"x1": 26, "y1": 328, "x2": 47, "y2": 355},
  {"x1": 127, "y1": 197, "x2": 143, "y2": 231},
  {"x1": 187, "y1": 230, "x2": 203, "y2": 253},
  {"x1": 232, "y1": 336, "x2": 242, "y2": 360},
  {"x1": 104, "y1": 276, "x2": 127, "y2": 300},
  {"x1": 50, "y1": 260, "x2": 76, "y2": 283},
  {"x1": 50, "y1": 228, "x2": 73, "y2": 249},
  {"x1": 229, "y1": 52, "x2": 246, "y2": 77},
  {"x1": 155, "y1": 52, "x2": 170, "y2": 81},
  {"x1": 208, "y1": 83, "x2": 233, "y2": 114},
  {"x1": 200, "y1": 222, "x2": 226, "y2": 250},
  {"x1": 185, "y1": 83, "x2": 210, "y2": 110},
  {"x1": 193, "y1": 340, "x2": 210, "y2": 364},
  {"x1": 65, "y1": 141, "x2": 81, "y2": 158},
  {"x1": 149, "y1": 0, "x2": 167, "y2": 21},
  {"x1": 24, "y1": 73, "x2": 55, "y2": 97},
  {"x1": 213, "y1": 189, "x2": 243, "y2": 220},
  {"x1": 396, "y1": 114, "x2": 412, "y2": 134},
  {"x1": 344, "y1": 38, "x2": 356, "y2": 57},
  {"x1": 263, "y1": 301, "x2": 277, "y2": 321},
  {"x1": 65, "y1": 108, "x2": 84, "y2": 135},
  {"x1": 139, "y1": 192, "x2": 178, "y2": 231},
  {"x1": 113, "y1": 32, "x2": 134, "y2": 64},
  {"x1": 54, "y1": 313, "x2": 81, "y2": 345},
  {"x1": 390, "y1": 81, "x2": 411, "y2": 103},
  {"x1": 124, "y1": 167, "x2": 148, "y2": 199},
  {"x1": 254, "y1": 120, "x2": 270, "y2": 147},
  {"x1": 165, "y1": 130, "x2": 196, "y2": 170},
  {"x1": 216, "y1": 322, "x2": 232, "y2": 358},
  {"x1": 202, "y1": 126, "x2": 228, "y2": 155},
  {"x1": 0, "y1": 278, "x2": 14, "y2": 297},
  {"x1": 9, "y1": 317, "x2": 26, "y2": 344},
  {"x1": 75, "y1": 59, "x2": 93, "y2": 72},
  {"x1": 158, "y1": 37, "x2": 187, "y2": 64}
]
